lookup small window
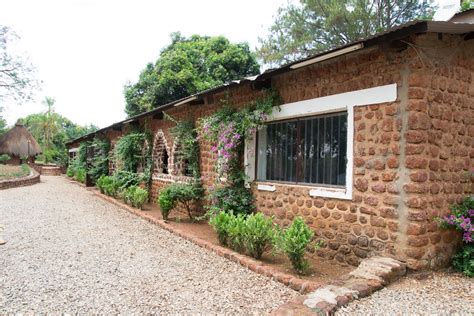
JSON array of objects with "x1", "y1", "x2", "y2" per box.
[
  {"x1": 257, "y1": 111, "x2": 347, "y2": 186},
  {"x1": 152, "y1": 131, "x2": 169, "y2": 174}
]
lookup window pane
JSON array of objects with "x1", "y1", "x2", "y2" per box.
[{"x1": 257, "y1": 112, "x2": 347, "y2": 186}]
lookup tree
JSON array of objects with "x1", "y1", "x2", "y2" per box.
[
  {"x1": 21, "y1": 103, "x2": 98, "y2": 165},
  {"x1": 0, "y1": 25, "x2": 38, "y2": 103},
  {"x1": 124, "y1": 33, "x2": 260, "y2": 117},
  {"x1": 257, "y1": 0, "x2": 434, "y2": 66},
  {"x1": 0, "y1": 114, "x2": 6, "y2": 137}
]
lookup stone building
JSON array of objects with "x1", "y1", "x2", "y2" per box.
[{"x1": 67, "y1": 21, "x2": 474, "y2": 270}]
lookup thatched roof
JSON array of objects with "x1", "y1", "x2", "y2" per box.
[{"x1": 0, "y1": 123, "x2": 42, "y2": 157}]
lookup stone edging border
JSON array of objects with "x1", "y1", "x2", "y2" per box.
[
  {"x1": 271, "y1": 256, "x2": 406, "y2": 315},
  {"x1": 0, "y1": 168, "x2": 40, "y2": 190},
  {"x1": 90, "y1": 188, "x2": 323, "y2": 294}
]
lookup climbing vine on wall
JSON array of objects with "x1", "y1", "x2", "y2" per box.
[
  {"x1": 113, "y1": 132, "x2": 147, "y2": 173},
  {"x1": 199, "y1": 90, "x2": 280, "y2": 184},
  {"x1": 165, "y1": 113, "x2": 201, "y2": 180},
  {"x1": 89, "y1": 137, "x2": 110, "y2": 182},
  {"x1": 198, "y1": 90, "x2": 280, "y2": 215}
]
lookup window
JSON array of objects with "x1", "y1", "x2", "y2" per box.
[
  {"x1": 152, "y1": 130, "x2": 169, "y2": 174},
  {"x1": 257, "y1": 111, "x2": 347, "y2": 186}
]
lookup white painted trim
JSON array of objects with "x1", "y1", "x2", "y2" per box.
[
  {"x1": 257, "y1": 184, "x2": 276, "y2": 192},
  {"x1": 244, "y1": 134, "x2": 256, "y2": 188},
  {"x1": 244, "y1": 83, "x2": 397, "y2": 200},
  {"x1": 270, "y1": 83, "x2": 397, "y2": 121},
  {"x1": 290, "y1": 43, "x2": 364, "y2": 69}
]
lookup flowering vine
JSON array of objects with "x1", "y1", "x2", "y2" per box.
[
  {"x1": 438, "y1": 198, "x2": 474, "y2": 243},
  {"x1": 199, "y1": 90, "x2": 280, "y2": 183}
]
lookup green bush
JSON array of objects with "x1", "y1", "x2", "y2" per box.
[
  {"x1": 156, "y1": 182, "x2": 203, "y2": 220},
  {"x1": 74, "y1": 167, "x2": 86, "y2": 183},
  {"x1": 208, "y1": 186, "x2": 254, "y2": 215},
  {"x1": 0, "y1": 154, "x2": 10, "y2": 164},
  {"x1": 276, "y1": 217, "x2": 315, "y2": 274},
  {"x1": 452, "y1": 244, "x2": 474, "y2": 277},
  {"x1": 209, "y1": 211, "x2": 276, "y2": 259},
  {"x1": 66, "y1": 166, "x2": 74, "y2": 177},
  {"x1": 123, "y1": 185, "x2": 149, "y2": 209},
  {"x1": 96, "y1": 175, "x2": 120, "y2": 197},
  {"x1": 244, "y1": 213, "x2": 275, "y2": 259},
  {"x1": 209, "y1": 211, "x2": 232, "y2": 245},
  {"x1": 113, "y1": 170, "x2": 142, "y2": 190},
  {"x1": 97, "y1": 175, "x2": 111, "y2": 193},
  {"x1": 227, "y1": 214, "x2": 247, "y2": 252}
]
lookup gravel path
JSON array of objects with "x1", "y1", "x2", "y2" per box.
[
  {"x1": 0, "y1": 176, "x2": 298, "y2": 314},
  {"x1": 337, "y1": 272, "x2": 474, "y2": 315}
]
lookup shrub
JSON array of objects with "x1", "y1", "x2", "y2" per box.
[
  {"x1": 156, "y1": 182, "x2": 203, "y2": 220},
  {"x1": 244, "y1": 213, "x2": 275, "y2": 259},
  {"x1": 0, "y1": 154, "x2": 10, "y2": 164},
  {"x1": 227, "y1": 214, "x2": 247, "y2": 252},
  {"x1": 113, "y1": 170, "x2": 142, "y2": 190},
  {"x1": 452, "y1": 244, "x2": 474, "y2": 277},
  {"x1": 123, "y1": 185, "x2": 149, "y2": 209},
  {"x1": 66, "y1": 166, "x2": 74, "y2": 177},
  {"x1": 97, "y1": 175, "x2": 111, "y2": 193},
  {"x1": 209, "y1": 211, "x2": 232, "y2": 245},
  {"x1": 208, "y1": 186, "x2": 255, "y2": 215},
  {"x1": 276, "y1": 217, "x2": 315, "y2": 274},
  {"x1": 74, "y1": 167, "x2": 86, "y2": 183}
]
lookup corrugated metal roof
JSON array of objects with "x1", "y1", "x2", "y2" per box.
[{"x1": 67, "y1": 20, "x2": 474, "y2": 146}]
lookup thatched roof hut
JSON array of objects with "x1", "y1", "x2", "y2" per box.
[{"x1": 0, "y1": 123, "x2": 42, "y2": 157}]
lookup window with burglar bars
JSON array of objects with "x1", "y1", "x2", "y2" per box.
[{"x1": 256, "y1": 111, "x2": 347, "y2": 186}]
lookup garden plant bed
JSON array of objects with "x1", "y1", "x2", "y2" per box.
[
  {"x1": 89, "y1": 186, "x2": 352, "y2": 292},
  {"x1": 0, "y1": 165, "x2": 30, "y2": 180},
  {"x1": 0, "y1": 165, "x2": 40, "y2": 190}
]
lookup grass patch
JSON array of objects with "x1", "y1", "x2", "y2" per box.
[{"x1": 0, "y1": 164, "x2": 30, "y2": 180}]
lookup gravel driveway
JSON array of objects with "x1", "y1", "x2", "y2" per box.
[
  {"x1": 0, "y1": 176, "x2": 298, "y2": 314},
  {"x1": 337, "y1": 272, "x2": 474, "y2": 315}
]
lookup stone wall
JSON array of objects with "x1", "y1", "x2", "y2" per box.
[
  {"x1": 0, "y1": 169, "x2": 40, "y2": 190},
  {"x1": 81, "y1": 32, "x2": 472, "y2": 269},
  {"x1": 399, "y1": 33, "x2": 474, "y2": 269}
]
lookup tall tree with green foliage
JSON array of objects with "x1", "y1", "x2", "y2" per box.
[
  {"x1": 124, "y1": 33, "x2": 260, "y2": 117},
  {"x1": 258, "y1": 0, "x2": 434, "y2": 66},
  {"x1": 21, "y1": 107, "x2": 97, "y2": 165}
]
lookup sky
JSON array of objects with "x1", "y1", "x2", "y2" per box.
[
  {"x1": 0, "y1": 0, "x2": 453, "y2": 128},
  {"x1": 0, "y1": 0, "x2": 290, "y2": 128}
]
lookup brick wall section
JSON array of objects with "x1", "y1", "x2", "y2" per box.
[
  {"x1": 73, "y1": 33, "x2": 473, "y2": 269},
  {"x1": 400, "y1": 34, "x2": 474, "y2": 269}
]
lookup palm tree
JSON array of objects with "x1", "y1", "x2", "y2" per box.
[{"x1": 40, "y1": 96, "x2": 58, "y2": 160}]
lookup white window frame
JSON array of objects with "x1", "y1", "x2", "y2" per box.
[{"x1": 245, "y1": 83, "x2": 397, "y2": 200}]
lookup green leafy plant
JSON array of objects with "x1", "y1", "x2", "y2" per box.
[
  {"x1": 227, "y1": 213, "x2": 247, "y2": 253},
  {"x1": 113, "y1": 170, "x2": 143, "y2": 190},
  {"x1": 208, "y1": 185, "x2": 255, "y2": 216},
  {"x1": 209, "y1": 211, "x2": 232, "y2": 245},
  {"x1": 113, "y1": 132, "x2": 146, "y2": 173},
  {"x1": 452, "y1": 244, "x2": 474, "y2": 277},
  {"x1": 66, "y1": 166, "x2": 74, "y2": 177},
  {"x1": 166, "y1": 115, "x2": 201, "y2": 179},
  {"x1": 0, "y1": 154, "x2": 10, "y2": 164},
  {"x1": 96, "y1": 175, "x2": 113, "y2": 194},
  {"x1": 157, "y1": 182, "x2": 203, "y2": 220},
  {"x1": 123, "y1": 185, "x2": 149, "y2": 209},
  {"x1": 244, "y1": 213, "x2": 276, "y2": 259},
  {"x1": 276, "y1": 217, "x2": 315, "y2": 274},
  {"x1": 89, "y1": 137, "x2": 110, "y2": 182},
  {"x1": 74, "y1": 167, "x2": 86, "y2": 183}
]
